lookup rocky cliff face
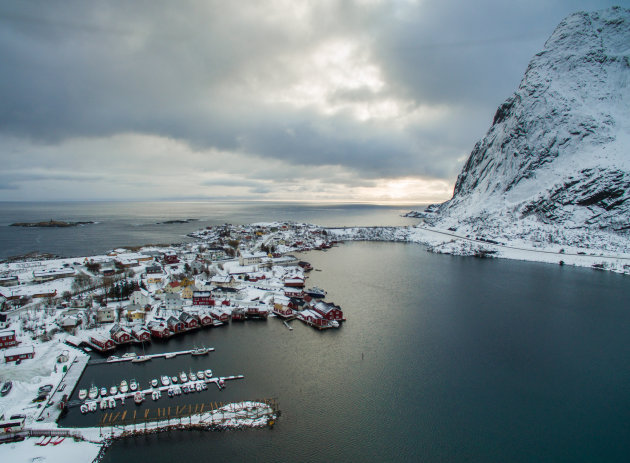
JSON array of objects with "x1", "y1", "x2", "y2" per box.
[{"x1": 433, "y1": 7, "x2": 630, "y2": 248}]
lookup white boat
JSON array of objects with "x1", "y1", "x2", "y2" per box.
[
  {"x1": 160, "y1": 375, "x2": 170, "y2": 386},
  {"x1": 188, "y1": 371, "x2": 197, "y2": 381},
  {"x1": 179, "y1": 371, "x2": 187, "y2": 383},
  {"x1": 174, "y1": 386, "x2": 181, "y2": 395},
  {"x1": 119, "y1": 380, "x2": 129, "y2": 393},
  {"x1": 306, "y1": 286, "x2": 327, "y2": 298},
  {"x1": 196, "y1": 371, "x2": 204, "y2": 381},
  {"x1": 131, "y1": 355, "x2": 150, "y2": 363},
  {"x1": 88, "y1": 385, "x2": 98, "y2": 399},
  {"x1": 122, "y1": 353, "x2": 137, "y2": 359},
  {"x1": 107, "y1": 356, "x2": 119, "y2": 362},
  {"x1": 100, "y1": 399, "x2": 108, "y2": 410},
  {"x1": 165, "y1": 353, "x2": 177, "y2": 359},
  {"x1": 134, "y1": 391, "x2": 145, "y2": 404},
  {"x1": 171, "y1": 376, "x2": 178, "y2": 384},
  {"x1": 80, "y1": 404, "x2": 88, "y2": 414},
  {"x1": 129, "y1": 379, "x2": 138, "y2": 392},
  {"x1": 151, "y1": 390, "x2": 161, "y2": 401},
  {"x1": 195, "y1": 382, "x2": 202, "y2": 392},
  {"x1": 108, "y1": 397, "x2": 116, "y2": 408},
  {"x1": 167, "y1": 388, "x2": 174, "y2": 398},
  {"x1": 151, "y1": 378, "x2": 158, "y2": 388},
  {"x1": 191, "y1": 347, "x2": 208, "y2": 356},
  {"x1": 204, "y1": 369, "x2": 213, "y2": 379},
  {"x1": 87, "y1": 401, "x2": 97, "y2": 412},
  {"x1": 78, "y1": 389, "x2": 88, "y2": 400},
  {"x1": 100, "y1": 387, "x2": 107, "y2": 397},
  {"x1": 109, "y1": 385, "x2": 118, "y2": 395}
]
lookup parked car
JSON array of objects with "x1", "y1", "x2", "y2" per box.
[{"x1": 0, "y1": 381, "x2": 12, "y2": 396}]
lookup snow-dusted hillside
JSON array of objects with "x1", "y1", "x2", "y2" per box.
[{"x1": 429, "y1": 6, "x2": 630, "y2": 254}]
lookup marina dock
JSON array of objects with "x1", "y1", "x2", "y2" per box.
[
  {"x1": 87, "y1": 347, "x2": 215, "y2": 365},
  {"x1": 38, "y1": 353, "x2": 89, "y2": 424}
]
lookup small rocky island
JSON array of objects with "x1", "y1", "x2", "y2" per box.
[{"x1": 10, "y1": 219, "x2": 95, "y2": 228}]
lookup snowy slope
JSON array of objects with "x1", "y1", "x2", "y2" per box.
[{"x1": 430, "y1": 7, "x2": 630, "y2": 253}]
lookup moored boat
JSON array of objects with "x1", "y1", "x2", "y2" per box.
[
  {"x1": 191, "y1": 347, "x2": 208, "y2": 356},
  {"x1": 196, "y1": 371, "x2": 204, "y2": 381},
  {"x1": 134, "y1": 391, "x2": 144, "y2": 404},
  {"x1": 160, "y1": 375, "x2": 170, "y2": 386},
  {"x1": 106, "y1": 356, "x2": 119, "y2": 363},
  {"x1": 131, "y1": 355, "x2": 150, "y2": 363},
  {"x1": 188, "y1": 371, "x2": 197, "y2": 381},
  {"x1": 122, "y1": 353, "x2": 137, "y2": 359},
  {"x1": 306, "y1": 286, "x2": 327, "y2": 298},
  {"x1": 119, "y1": 380, "x2": 129, "y2": 393},
  {"x1": 80, "y1": 404, "x2": 88, "y2": 414},
  {"x1": 129, "y1": 379, "x2": 138, "y2": 392},
  {"x1": 151, "y1": 378, "x2": 158, "y2": 388},
  {"x1": 165, "y1": 353, "x2": 177, "y2": 359},
  {"x1": 171, "y1": 376, "x2": 178, "y2": 384},
  {"x1": 179, "y1": 371, "x2": 187, "y2": 383},
  {"x1": 204, "y1": 369, "x2": 213, "y2": 379},
  {"x1": 78, "y1": 389, "x2": 87, "y2": 400},
  {"x1": 88, "y1": 385, "x2": 98, "y2": 399},
  {"x1": 99, "y1": 399, "x2": 108, "y2": 410},
  {"x1": 109, "y1": 385, "x2": 117, "y2": 395},
  {"x1": 100, "y1": 387, "x2": 107, "y2": 397}
]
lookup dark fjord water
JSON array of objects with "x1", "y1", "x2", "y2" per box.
[{"x1": 58, "y1": 243, "x2": 630, "y2": 463}]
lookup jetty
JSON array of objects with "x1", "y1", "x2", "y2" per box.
[{"x1": 88, "y1": 347, "x2": 214, "y2": 365}]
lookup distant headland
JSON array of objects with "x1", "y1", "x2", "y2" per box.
[{"x1": 10, "y1": 219, "x2": 95, "y2": 228}]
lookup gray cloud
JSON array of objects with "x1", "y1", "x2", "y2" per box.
[{"x1": 0, "y1": 0, "x2": 620, "y2": 201}]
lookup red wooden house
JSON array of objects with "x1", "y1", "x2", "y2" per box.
[
  {"x1": 89, "y1": 334, "x2": 115, "y2": 351},
  {"x1": 4, "y1": 345, "x2": 35, "y2": 363},
  {"x1": 192, "y1": 291, "x2": 213, "y2": 306},
  {"x1": 110, "y1": 325, "x2": 133, "y2": 344},
  {"x1": 311, "y1": 301, "x2": 344, "y2": 321},
  {"x1": 0, "y1": 330, "x2": 18, "y2": 349},
  {"x1": 179, "y1": 312, "x2": 199, "y2": 330},
  {"x1": 198, "y1": 312, "x2": 214, "y2": 326},
  {"x1": 148, "y1": 321, "x2": 172, "y2": 339},
  {"x1": 131, "y1": 326, "x2": 151, "y2": 342},
  {"x1": 167, "y1": 316, "x2": 185, "y2": 334},
  {"x1": 284, "y1": 287, "x2": 304, "y2": 299},
  {"x1": 209, "y1": 308, "x2": 230, "y2": 322}
]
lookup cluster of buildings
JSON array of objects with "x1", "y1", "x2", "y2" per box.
[{"x1": 0, "y1": 222, "x2": 347, "y2": 358}]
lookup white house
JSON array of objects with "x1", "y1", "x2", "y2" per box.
[
  {"x1": 130, "y1": 289, "x2": 152, "y2": 307},
  {"x1": 165, "y1": 293, "x2": 182, "y2": 311}
]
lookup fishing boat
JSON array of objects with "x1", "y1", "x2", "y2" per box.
[
  {"x1": 80, "y1": 404, "x2": 88, "y2": 414},
  {"x1": 122, "y1": 353, "x2": 137, "y2": 359},
  {"x1": 78, "y1": 389, "x2": 88, "y2": 400},
  {"x1": 204, "y1": 369, "x2": 213, "y2": 379},
  {"x1": 129, "y1": 379, "x2": 138, "y2": 392},
  {"x1": 119, "y1": 380, "x2": 129, "y2": 393},
  {"x1": 100, "y1": 387, "x2": 107, "y2": 397},
  {"x1": 107, "y1": 397, "x2": 116, "y2": 408},
  {"x1": 134, "y1": 391, "x2": 145, "y2": 404},
  {"x1": 151, "y1": 378, "x2": 158, "y2": 388},
  {"x1": 100, "y1": 399, "x2": 108, "y2": 410},
  {"x1": 173, "y1": 386, "x2": 181, "y2": 395},
  {"x1": 87, "y1": 401, "x2": 97, "y2": 412},
  {"x1": 191, "y1": 347, "x2": 209, "y2": 356},
  {"x1": 106, "y1": 355, "x2": 119, "y2": 362},
  {"x1": 152, "y1": 390, "x2": 161, "y2": 401},
  {"x1": 196, "y1": 371, "x2": 204, "y2": 381},
  {"x1": 188, "y1": 370, "x2": 197, "y2": 381},
  {"x1": 109, "y1": 385, "x2": 118, "y2": 395},
  {"x1": 165, "y1": 353, "x2": 177, "y2": 359},
  {"x1": 131, "y1": 355, "x2": 150, "y2": 363},
  {"x1": 306, "y1": 286, "x2": 327, "y2": 298},
  {"x1": 160, "y1": 375, "x2": 170, "y2": 386},
  {"x1": 179, "y1": 371, "x2": 188, "y2": 383},
  {"x1": 195, "y1": 382, "x2": 203, "y2": 392},
  {"x1": 171, "y1": 376, "x2": 178, "y2": 384},
  {"x1": 88, "y1": 385, "x2": 99, "y2": 399}
]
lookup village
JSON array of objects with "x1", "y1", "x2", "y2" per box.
[{"x1": 0, "y1": 221, "x2": 346, "y2": 456}]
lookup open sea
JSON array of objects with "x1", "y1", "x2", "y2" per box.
[{"x1": 4, "y1": 201, "x2": 630, "y2": 462}]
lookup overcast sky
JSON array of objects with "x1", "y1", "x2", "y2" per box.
[{"x1": 0, "y1": 0, "x2": 621, "y2": 203}]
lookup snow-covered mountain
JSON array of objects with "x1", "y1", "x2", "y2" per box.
[{"x1": 430, "y1": 7, "x2": 630, "y2": 253}]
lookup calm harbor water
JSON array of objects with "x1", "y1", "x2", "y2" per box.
[
  {"x1": 58, "y1": 242, "x2": 630, "y2": 462},
  {"x1": 0, "y1": 201, "x2": 419, "y2": 259}
]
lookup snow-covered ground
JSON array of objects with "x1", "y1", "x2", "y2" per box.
[{"x1": 0, "y1": 437, "x2": 101, "y2": 463}]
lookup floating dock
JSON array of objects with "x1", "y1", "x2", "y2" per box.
[{"x1": 88, "y1": 348, "x2": 214, "y2": 365}]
